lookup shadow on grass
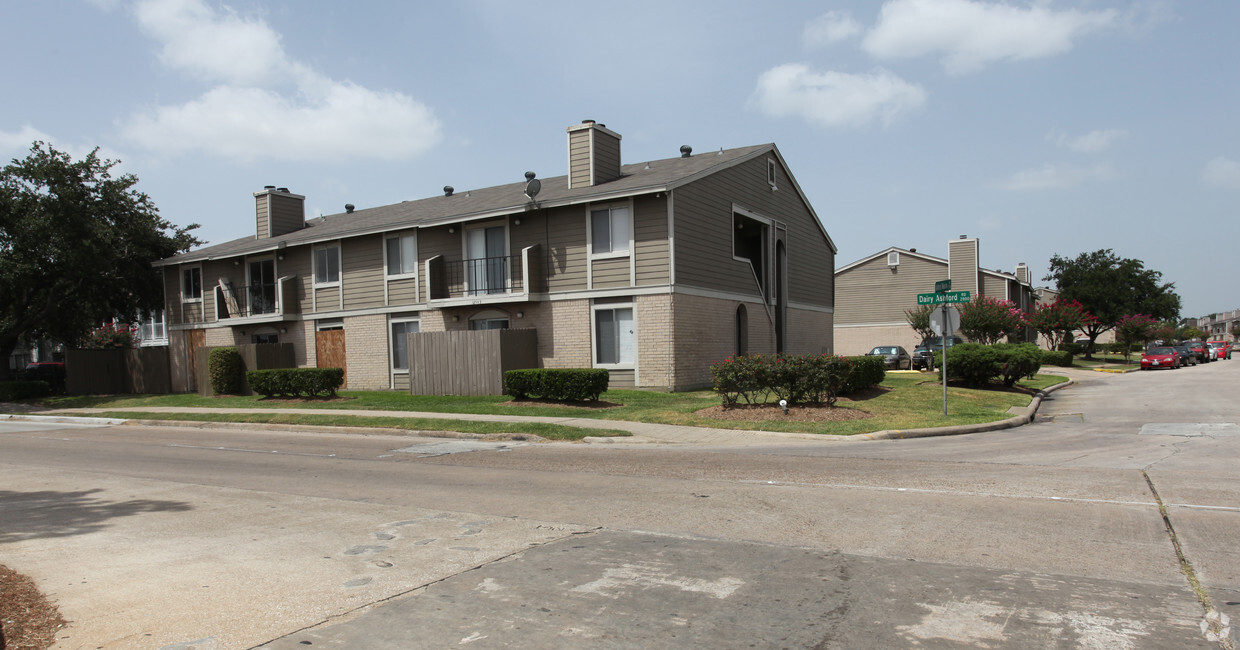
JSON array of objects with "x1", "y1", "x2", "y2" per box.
[{"x1": 0, "y1": 488, "x2": 193, "y2": 544}]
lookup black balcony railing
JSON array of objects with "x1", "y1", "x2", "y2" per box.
[
  {"x1": 218, "y1": 283, "x2": 278, "y2": 318},
  {"x1": 436, "y1": 256, "x2": 523, "y2": 297}
]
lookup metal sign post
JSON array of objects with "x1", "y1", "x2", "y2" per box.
[{"x1": 940, "y1": 304, "x2": 951, "y2": 416}]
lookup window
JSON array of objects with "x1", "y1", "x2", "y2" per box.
[
  {"x1": 735, "y1": 305, "x2": 747, "y2": 356},
  {"x1": 465, "y1": 224, "x2": 508, "y2": 294},
  {"x1": 386, "y1": 234, "x2": 416, "y2": 276},
  {"x1": 252, "y1": 332, "x2": 279, "y2": 344},
  {"x1": 390, "y1": 318, "x2": 420, "y2": 371},
  {"x1": 590, "y1": 206, "x2": 630, "y2": 255},
  {"x1": 594, "y1": 306, "x2": 634, "y2": 366},
  {"x1": 767, "y1": 158, "x2": 778, "y2": 189},
  {"x1": 314, "y1": 246, "x2": 340, "y2": 285},
  {"x1": 138, "y1": 310, "x2": 167, "y2": 345},
  {"x1": 182, "y1": 266, "x2": 202, "y2": 301}
]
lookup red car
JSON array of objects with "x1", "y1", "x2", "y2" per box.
[
  {"x1": 1208, "y1": 340, "x2": 1232, "y2": 360},
  {"x1": 1141, "y1": 346, "x2": 1181, "y2": 370},
  {"x1": 1184, "y1": 341, "x2": 1212, "y2": 363}
]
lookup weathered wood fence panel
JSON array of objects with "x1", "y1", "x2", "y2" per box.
[
  {"x1": 407, "y1": 329, "x2": 538, "y2": 396},
  {"x1": 65, "y1": 347, "x2": 172, "y2": 395}
]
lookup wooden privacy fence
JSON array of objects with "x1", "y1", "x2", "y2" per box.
[
  {"x1": 407, "y1": 328, "x2": 538, "y2": 396},
  {"x1": 65, "y1": 347, "x2": 172, "y2": 395}
]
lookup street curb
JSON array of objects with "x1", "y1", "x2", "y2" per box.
[
  {"x1": 0, "y1": 413, "x2": 128, "y2": 426},
  {"x1": 1094, "y1": 367, "x2": 1139, "y2": 373},
  {"x1": 854, "y1": 377, "x2": 1075, "y2": 441}
]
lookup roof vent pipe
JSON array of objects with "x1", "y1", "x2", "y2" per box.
[
  {"x1": 277, "y1": 187, "x2": 289, "y2": 193},
  {"x1": 444, "y1": 186, "x2": 454, "y2": 197},
  {"x1": 345, "y1": 204, "x2": 355, "y2": 214},
  {"x1": 264, "y1": 185, "x2": 276, "y2": 190},
  {"x1": 680, "y1": 145, "x2": 692, "y2": 158}
]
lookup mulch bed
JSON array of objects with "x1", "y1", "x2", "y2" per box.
[
  {"x1": 0, "y1": 564, "x2": 65, "y2": 650},
  {"x1": 695, "y1": 402, "x2": 873, "y2": 423}
]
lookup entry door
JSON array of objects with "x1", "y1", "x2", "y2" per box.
[
  {"x1": 248, "y1": 259, "x2": 276, "y2": 315},
  {"x1": 316, "y1": 328, "x2": 347, "y2": 388},
  {"x1": 466, "y1": 226, "x2": 506, "y2": 294},
  {"x1": 186, "y1": 329, "x2": 205, "y2": 392}
]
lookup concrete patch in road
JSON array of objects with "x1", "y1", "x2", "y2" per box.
[
  {"x1": 393, "y1": 440, "x2": 531, "y2": 456},
  {"x1": 1139, "y1": 423, "x2": 1240, "y2": 437},
  {"x1": 259, "y1": 531, "x2": 1213, "y2": 649}
]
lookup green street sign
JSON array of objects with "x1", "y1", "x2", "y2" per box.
[
  {"x1": 934, "y1": 279, "x2": 951, "y2": 293},
  {"x1": 917, "y1": 290, "x2": 971, "y2": 305}
]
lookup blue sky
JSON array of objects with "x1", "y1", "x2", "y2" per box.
[{"x1": 3, "y1": 0, "x2": 1236, "y2": 318}]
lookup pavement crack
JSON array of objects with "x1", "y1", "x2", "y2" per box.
[{"x1": 1142, "y1": 470, "x2": 1235, "y2": 649}]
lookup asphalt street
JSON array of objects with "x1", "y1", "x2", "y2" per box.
[{"x1": 1, "y1": 359, "x2": 1237, "y2": 649}]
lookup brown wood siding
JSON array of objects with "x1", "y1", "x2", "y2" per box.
[
  {"x1": 315, "y1": 285, "x2": 341, "y2": 311},
  {"x1": 633, "y1": 194, "x2": 669, "y2": 285},
  {"x1": 569, "y1": 129, "x2": 591, "y2": 188},
  {"x1": 278, "y1": 246, "x2": 312, "y2": 314},
  {"x1": 387, "y1": 277, "x2": 418, "y2": 305},
  {"x1": 592, "y1": 257, "x2": 630, "y2": 289},
  {"x1": 593, "y1": 132, "x2": 621, "y2": 183},
  {"x1": 948, "y1": 240, "x2": 979, "y2": 297},
  {"x1": 342, "y1": 235, "x2": 384, "y2": 310},
  {"x1": 205, "y1": 258, "x2": 243, "y2": 320},
  {"x1": 255, "y1": 195, "x2": 269, "y2": 239},
  {"x1": 542, "y1": 206, "x2": 587, "y2": 292},
  {"x1": 268, "y1": 193, "x2": 304, "y2": 237},
  {"x1": 835, "y1": 255, "x2": 946, "y2": 324},
  {"x1": 164, "y1": 268, "x2": 180, "y2": 323},
  {"x1": 673, "y1": 155, "x2": 833, "y2": 308},
  {"x1": 418, "y1": 225, "x2": 462, "y2": 302}
]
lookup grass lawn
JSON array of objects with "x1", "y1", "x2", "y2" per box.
[{"x1": 37, "y1": 372, "x2": 1069, "y2": 437}]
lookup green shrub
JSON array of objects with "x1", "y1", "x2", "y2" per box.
[
  {"x1": 1060, "y1": 342, "x2": 1083, "y2": 356},
  {"x1": 944, "y1": 343, "x2": 1043, "y2": 387},
  {"x1": 0, "y1": 380, "x2": 51, "y2": 401},
  {"x1": 208, "y1": 347, "x2": 245, "y2": 395},
  {"x1": 504, "y1": 368, "x2": 610, "y2": 402},
  {"x1": 247, "y1": 368, "x2": 344, "y2": 398},
  {"x1": 709, "y1": 354, "x2": 883, "y2": 407},
  {"x1": 1041, "y1": 350, "x2": 1073, "y2": 367}
]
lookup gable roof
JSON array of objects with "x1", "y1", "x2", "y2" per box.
[
  {"x1": 836, "y1": 245, "x2": 1025, "y2": 284},
  {"x1": 158, "y1": 142, "x2": 833, "y2": 266}
]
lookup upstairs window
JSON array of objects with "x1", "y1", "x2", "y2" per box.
[
  {"x1": 767, "y1": 158, "x2": 778, "y2": 189},
  {"x1": 386, "y1": 234, "x2": 416, "y2": 277},
  {"x1": 314, "y1": 245, "x2": 340, "y2": 285},
  {"x1": 590, "y1": 206, "x2": 630, "y2": 256},
  {"x1": 182, "y1": 266, "x2": 202, "y2": 301}
]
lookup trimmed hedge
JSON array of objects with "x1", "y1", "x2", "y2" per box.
[
  {"x1": 247, "y1": 368, "x2": 344, "y2": 398},
  {"x1": 504, "y1": 368, "x2": 610, "y2": 402},
  {"x1": 0, "y1": 380, "x2": 51, "y2": 401},
  {"x1": 943, "y1": 343, "x2": 1043, "y2": 387},
  {"x1": 208, "y1": 347, "x2": 245, "y2": 395},
  {"x1": 1042, "y1": 350, "x2": 1073, "y2": 367},
  {"x1": 710, "y1": 353, "x2": 886, "y2": 407}
]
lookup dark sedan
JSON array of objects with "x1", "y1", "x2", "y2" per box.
[
  {"x1": 867, "y1": 345, "x2": 913, "y2": 370},
  {"x1": 1171, "y1": 344, "x2": 1196, "y2": 367}
]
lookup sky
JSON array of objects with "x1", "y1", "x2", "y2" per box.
[{"x1": 3, "y1": 0, "x2": 1237, "y2": 318}]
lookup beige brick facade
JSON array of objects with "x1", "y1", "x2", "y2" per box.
[
  {"x1": 343, "y1": 314, "x2": 390, "y2": 390},
  {"x1": 834, "y1": 324, "x2": 917, "y2": 357}
]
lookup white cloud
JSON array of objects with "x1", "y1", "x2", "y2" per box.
[
  {"x1": 121, "y1": 0, "x2": 440, "y2": 162},
  {"x1": 751, "y1": 64, "x2": 926, "y2": 128},
  {"x1": 0, "y1": 125, "x2": 55, "y2": 160},
  {"x1": 863, "y1": 0, "x2": 1119, "y2": 74},
  {"x1": 804, "y1": 11, "x2": 862, "y2": 47},
  {"x1": 1049, "y1": 129, "x2": 1128, "y2": 154},
  {"x1": 997, "y1": 163, "x2": 1117, "y2": 190},
  {"x1": 1202, "y1": 157, "x2": 1240, "y2": 189}
]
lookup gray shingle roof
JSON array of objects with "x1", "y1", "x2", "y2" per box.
[{"x1": 157, "y1": 143, "x2": 775, "y2": 265}]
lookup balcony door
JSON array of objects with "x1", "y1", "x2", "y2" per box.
[
  {"x1": 466, "y1": 225, "x2": 506, "y2": 295},
  {"x1": 248, "y1": 259, "x2": 276, "y2": 315}
]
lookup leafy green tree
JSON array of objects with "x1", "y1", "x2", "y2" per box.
[
  {"x1": 1232, "y1": 324, "x2": 1240, "y2": 341},
  {"x1": 905, "y1": 303, "x2": 937, "y2": 343},
  {"x1": 1043, "y1": 249, "x2": 1181, "y2": 353},
  {"x1": 1026, "y1": 297, "x2": 1088, "y2": 351},
  {"x1": 958, "y1": 296, "x2": 1025, "y2": 345},
  {"x1": 1179, "y1": 326, "x2": 1204, "y2": 341},
  {"x1": 0, "y1": 142, "x2": 200, "y2": 380}
]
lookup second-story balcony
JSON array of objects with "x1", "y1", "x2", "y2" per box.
[
  {"x1": 426, "y1": 244, "x2": 543, "y2": 306},
  {"x1": 173, "y1": 276, "x2": 298, "y2": 325}
]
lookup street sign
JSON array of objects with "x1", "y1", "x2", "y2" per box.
[
  {"x1": 917, "y1": 290, "x2": 971, "y2": 305},
  {"x1": 934, "y1": 279, "x2": 951, "y2": 293}
]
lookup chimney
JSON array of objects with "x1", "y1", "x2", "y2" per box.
[
  {"x1": 566, "y1": 120, "x2": 622, "y2": 189},
  {"x1": 947, "y1": 236, "x2": 980, "y2": 298},
  {"x1": 254, "y1": 186, "x2": 306, "y2": 239},
  {"x1": 1015, "y1": 262, "x2": 1029, "y2": 285}
]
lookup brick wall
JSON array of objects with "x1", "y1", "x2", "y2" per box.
[
  {"x1": 343, "y1": 314, "x2": 390, "y2": 390},
  {"x1": 785, "y1": 308, "x2": 834, "y2": 355},
  {"x1": 833, "y1": 324, "x2": 917, "y2": 356},
  {"x1": 635, "y1": 294, "x2": 672, "y2": 388}
]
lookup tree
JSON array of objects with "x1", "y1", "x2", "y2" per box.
[
  {"x1": 1044, "y1": 249, "x2": 1181, "y2": 353},
  {"x1": 958, "y1": 296, "x2": 1025, "y2": 345},
  {"x1": 1026, "y1": 298, "x2": 1088, "y2": 351},
  {"x1": 1114, "y1": 314, "x2": 1158, "y2": 361},
  {"x1": 905, "y1": 303, "x2": 937, "y2": 342},
  {"x1": 0, "y1": 142, "x2": 199, "y2": 380}
]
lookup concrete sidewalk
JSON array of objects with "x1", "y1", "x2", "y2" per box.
[{"x1": 9, "y1": 374, "x2": 1074, "y2": 445}]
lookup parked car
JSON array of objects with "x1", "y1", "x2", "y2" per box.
[
  {"x1": 912, "y1": 336, "x2": 963, "y2": 371},
  {"x1": 866, "y1": 345, "x2": 913, "y2": 370},
  {"x1": 1141, "y1": 346, "x2": 1180, "y2": 370},
  {"x1": 1184, "y1": 341, "x2": 1211, "y2": 363},
  {"x1": 1207, "y1": 340, "x2": 1232, "y2": 360},
  {"x1": 1171, "y1": 344, "x2": 1197, "y2": 366}
]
